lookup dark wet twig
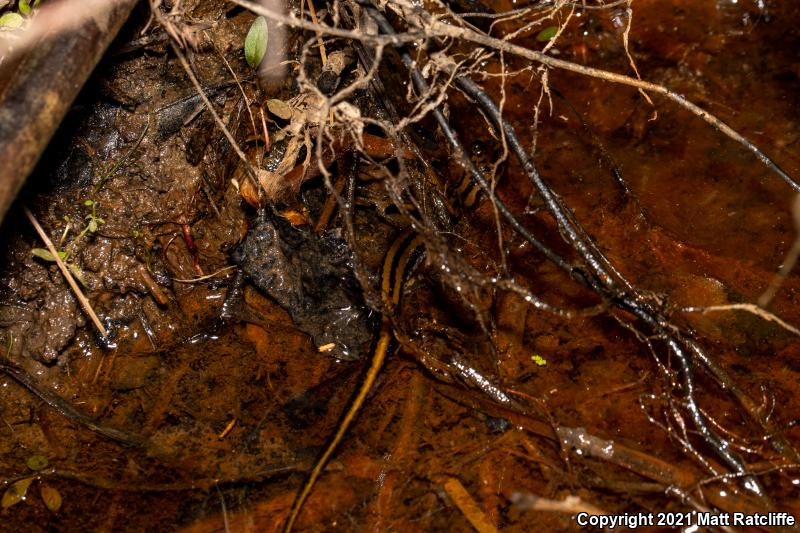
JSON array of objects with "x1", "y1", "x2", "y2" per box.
[
  {"x1": 237, "y1": 0, "x2": 800, "y2": 194},
  {"x1": 397, "y1": 0, "x2": 800, "y2": 193},
  {"x1": 547, "y1": 85, "x2": 633, "y2": 200},
  {"x1": 366, "y1": 8, "x2": 570, "y2": 276},
  {"x1": 555, "y1": 426, "x2": 774, "y2": 518},
  {"x1": 364, "y1": 0, "x2": 775, "y2": 500},
  {"x1": 0, "y1": 464, "x2": 301, "y2": 493},
  {"x1": 452, "y1": 73, "x2": 630, "y2": 292},
  {"x1": 0, "y1": 361, "x2": 145, "y2": 447},
  {"x1": 460, "y1": 54, "x2": 786, "y2": 497}
]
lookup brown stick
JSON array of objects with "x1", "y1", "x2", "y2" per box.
[
  {"x1": 441, "y1": 477, "x2": 499, "y2": 533},
  {"x1": 24, "y1": 207, "x2": 108, "y2": 338}
]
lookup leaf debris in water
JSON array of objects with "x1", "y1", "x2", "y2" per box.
[
  {"x1": 2, "y1": 478, "x2": 33, "y2": 508},
  {"x1": 26, "y1": 455, "x2": 49, "y2": 471},
  {"x1": 40, "y1": 484, "x2": 62, "y2": 512},
  {"x1": 536, "y1": 25, "x2": 559, "y2": 42}
]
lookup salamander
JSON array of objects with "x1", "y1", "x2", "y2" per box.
[{"x1": 282, "y1": 145, "x2": 487, "y2": 531}]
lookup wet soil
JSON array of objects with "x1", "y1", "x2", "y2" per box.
[{"x1": 0, "y1": 0, "x2": 799, "y2": 531}]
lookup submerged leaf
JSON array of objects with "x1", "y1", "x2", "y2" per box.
[
  {"x1": 244, "y1": 16, "x2": 268, "y2": 68},
  {"x1": 40, "y1": 485, "x2": 62, "y2": 512},
  {"x1": 26, "y1": 455, "x2": 49, "y2": 471},
  {"x1": 0, "y1": 12, "x2": 24, "y2": 28},
  {"x1": 536, "y1": 25, "x2": 559, "y2": 42},
  {"x1": 2, "y1": 478, "x2": 33, "y2": 508}
]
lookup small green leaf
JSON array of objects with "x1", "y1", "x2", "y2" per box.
[
  {"x1": 87, "y1": 219, "x2": 97, "y2": 233},
  {"x1": 83, "y1": 199, "x2": 94, "y2": 207},
  {"x1": 31, "y1": 248, "x2": 65, "y2": 262},
  {"x1": 244, "y1": 16, "x2": 268, "y2": 68},
  {"x1": 536, "y1": 25, "x2": 559, "y2": 42},
  {"x1": 2, "y1": 478, "x2": 33, "y2": 508},
  {"x1": 40, "y1": 484, "x2": 62, "y2": 512},
  {"x1": 26, "y1": 455, "x2": 49, "y2": 471},
  {"x1": 0, "y1": 12, "x2": 24, "y2": 28},
  {"x1": 18, "y1": 0, "x2": 31, "y2": 15}
]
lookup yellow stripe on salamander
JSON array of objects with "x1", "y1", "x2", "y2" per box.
[
  {"x1": 283, "y1": 225, "x2": 425, "y2": 532},
  {"x1": 284, "y1": 142, "x2": 488, "y2": 531}
]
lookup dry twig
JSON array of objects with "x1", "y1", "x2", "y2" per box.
[{"x1": 24, "y1": 207, "x2": 108, "y2": 338}]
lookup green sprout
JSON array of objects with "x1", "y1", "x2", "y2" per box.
[
  {"x1": 30, "y1": 200, "x2": 104, "y2": 287},
  {"x1": 79, "y1": 199, "x2": 105, "y2": 238},
  {"x1": 531, "y1": 354, "x2": 547, "y2": 367},
  {"x1": 244, "y1": 16, "x2": 268, "y2": 68}
]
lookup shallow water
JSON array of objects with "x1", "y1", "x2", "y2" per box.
[{"x1": 0, "y1": 1, "x2": 798, "y2": 531}]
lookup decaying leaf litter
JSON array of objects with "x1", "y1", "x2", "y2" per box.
[{"x1": 0, "y1": 0, "x2": 799, "y2": 530}]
